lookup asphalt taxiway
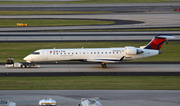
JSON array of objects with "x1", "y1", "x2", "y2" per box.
[
  {"x1": 1, "y1": 35, "x2": 178, "y2": 42},
  {"x1": 0, "y1": 31, "x2": 179, "y2": 42},
  {"x1": 1, "y1": 64, "x2": 180, "y2": 73},
  {"x1": 0, "y1": 2, "x2": 179, "y2": 10},
  {"x1": 1, "y1": 13, "x2": 180, "y2": 31},
  {"x1": 1, "y1": 31, "x2": 180, "y2": 36},
  {"x1": 1, "y1": 63, "x2": 180, "y2": 76},
  {"x1": 0, "y1": 5, "x2": 176, "y2": 13},
  {"x1": 0, "y1": 90, "x2": 180, "y2": 106}
]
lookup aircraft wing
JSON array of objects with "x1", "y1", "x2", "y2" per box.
[{"x1": 86, "y1": 56, "x2": 124, "y2": 63}]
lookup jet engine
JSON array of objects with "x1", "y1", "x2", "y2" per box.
[{"x1": 125, "y1": 46, "x2": 143, "y2": 55}]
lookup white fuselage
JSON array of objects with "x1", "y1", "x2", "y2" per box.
[{"x1": 23, "y1": 47, "x2": 159, "y2": 63}]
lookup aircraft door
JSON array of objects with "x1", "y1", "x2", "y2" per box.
[{"x1": 43, "y1": 50, "x2": 48, "y2": 60}]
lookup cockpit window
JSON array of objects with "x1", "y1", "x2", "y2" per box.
[{"x1": 32, "y1": 52, "x2": 40, "y2": 55}]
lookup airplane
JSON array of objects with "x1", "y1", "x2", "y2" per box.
[{"x1": 23, "y1": 34, "x2": 175, "y2": 68}]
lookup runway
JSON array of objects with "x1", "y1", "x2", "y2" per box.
[{"x1": 0, "y1": 90, "x2": 180, "y2": 106}]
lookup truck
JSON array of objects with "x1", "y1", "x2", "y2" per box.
[
  {"x1": 0, "y1": 100, "x2": 16, "y2": 106},
  {"x1": 5, "y1": 58, "x2": 40, "y2": 68},
  {"x1": 38, "y1": 98, "x2": 56, "y2": 106},
  {"x1": 80, "y1": 98, "x2": 102, "y2": 106}
]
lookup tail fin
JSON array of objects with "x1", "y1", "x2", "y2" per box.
[{"x1": 144, "y1": 34, "x2": 175, "y2": 50}]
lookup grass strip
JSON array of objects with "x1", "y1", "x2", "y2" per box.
[
  {"x1": 0, "y1": 41, "x2": 179, "y2": 62},
  {"x1": 0, "y1": 76, "x2": 179, "y2": 90},
  {"x1": 0, "y1": 0, "x2": 172, "y2": 4},
  {"x1": 0, "y1": 19, "x2": 114, "y2": 27},
  {"x1": 0, "y1": 11, "x2": 113, "y2": 15}
]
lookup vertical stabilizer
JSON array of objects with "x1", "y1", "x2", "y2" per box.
[{"x1": 144, "y1": 34, "x2": 174, "y2": 50}]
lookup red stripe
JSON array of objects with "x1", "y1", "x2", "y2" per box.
[{"x1": 150, "y1": 39, "x2": 165, "y2": 50}]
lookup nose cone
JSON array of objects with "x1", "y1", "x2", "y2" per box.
[{"x1": 23, "y1": 55, "x2": 31, "y2": 62}]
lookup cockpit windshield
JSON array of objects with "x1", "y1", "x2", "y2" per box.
[{"x1": 31, "y1": 52, "x2": 40, "y2": 55}]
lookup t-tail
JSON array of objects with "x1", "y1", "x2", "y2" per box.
[{"x1": 143, "y1": 34, "x2": 175, "y2": 50}]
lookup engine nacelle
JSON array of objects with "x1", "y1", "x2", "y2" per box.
[{"x1": 125, "y1": 46, "x2": 143, "y2": 55}]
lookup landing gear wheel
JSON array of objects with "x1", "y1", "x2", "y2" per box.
[
  {"x1": 21, "y1": 65, "x2": 26, "y2": 68},
  {"x1": 32, "y1": 62, "x2": 36, "y2": 66},
  {"x1": 101, "y1": 63, "x2": 107, "y2": 68}
]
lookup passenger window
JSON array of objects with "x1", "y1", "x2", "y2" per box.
[
  {"x1": 102, "y1": 52, "x2": 103, "y2": 54},
  {"x1": 117, "y1": 52, "x2": 118, "y2": 54},
  {"x1": 87, "y1": 52, "x2": 89, "y2": 54},
  {"x1": 83, "y1": 52, "x2": 85, "y2": 54},
  {"x1": 72, "y1": 52, "x2": 74, "y2": 54},
  {"x1": 94, "y1": 52, "x2": 96, "y2": 54},
  {"x1": 79, "y1": 52, "x2": 81, "y2": 54},
  {"x1": 64, "y1": 53, "x2": 66, "y2": 55},
  {"x1": 76, "y1": 52, "x2": 78, "y2": 54},
  {"x1": 98, "y1": 52, "x2": 99, "y2": 54},
  {"x1": 105, "y1": 52, "x2": 107, "y2": 54},
  {"x1": 109, "y1": 52, "x2": 111, "y2": 54},
  {"x1": 113, "y1": 52, "x2": 115, "y2": 54},
  {"x1": 91, "y1": 52, "x2": 93, "y2": 54}
]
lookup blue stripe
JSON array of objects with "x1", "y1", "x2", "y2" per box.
[{"x1": 157, "y1": 41, "x2": 165, "y2": 50}]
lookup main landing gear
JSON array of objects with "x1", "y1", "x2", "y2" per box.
[{"x1": 101, "y1": 63, "x2": 107, "y2": 68}]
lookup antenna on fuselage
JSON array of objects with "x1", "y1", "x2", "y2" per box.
[{"x1": 54, "y1": 47, "x2": 56, "y2": 49}]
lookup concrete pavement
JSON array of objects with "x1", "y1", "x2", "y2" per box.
[{"x1": 0, "y1": 90, "x2": 179, "y2": 106}]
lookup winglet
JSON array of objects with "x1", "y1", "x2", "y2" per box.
[{"x1": 119, "y1": 56, "x2": 125, "y2": 61}]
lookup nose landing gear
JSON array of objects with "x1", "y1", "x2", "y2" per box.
[
  {"x1": 32, "y1": 62, "x2": 36, "y2": 66},
  {"x1": 101, "y1": 63, "x2": 107, "y2": 68}
]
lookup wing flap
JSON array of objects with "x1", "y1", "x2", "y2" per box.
[{"x1": 86, "y1": 56, "x2": 124, "y2": 63}]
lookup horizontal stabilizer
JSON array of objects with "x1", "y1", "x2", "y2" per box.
[{"x1": 155, "y1": 34, "x2": 175, "y2": 39}]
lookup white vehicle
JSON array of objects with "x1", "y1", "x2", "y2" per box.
[
  {"x1": 38, "y1": 98, "x2": 56, "y2": 106},
  {"x1": 5, "y1": 58, "x2": 40, "y2": 68},
  {"x1": 0, "y1": 100, "x2": 16, "y2": 106},
  {"x1": 80, "y1": 98, "x2": 102, "y2": 106},
  {"x1": 23, "y1": 34, "x2": 175, "y2": 68}
]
